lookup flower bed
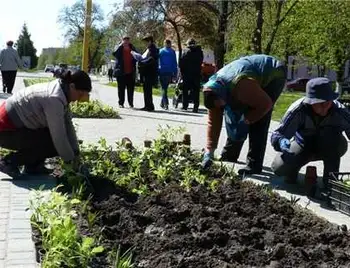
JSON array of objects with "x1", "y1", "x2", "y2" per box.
[{"x1": 30, "y1": 127, "x2": 350, "y2": 268}]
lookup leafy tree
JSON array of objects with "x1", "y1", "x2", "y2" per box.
[
  {"x1": 58, "y1": 0, "x2": 105, "y2": 68},
  {"x1": 227, "y1": 0, "x2": 298, "y2": 60},
  {"x1": 282, "y1": 0, "x2": 350, "y2": 92},
  {"x1": 195, "y1": 1, "x2": 240, "y2": 69},
  {"x1": 37, "y1": 54, "x2": 48, "y2": 69},
  {"x1": 15, "y1": 23, "x2": 38, "y2": 68}
]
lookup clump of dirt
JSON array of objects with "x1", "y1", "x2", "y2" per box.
[{"x1": 81, "y1": 178, "x2": 350, "y2": 268}]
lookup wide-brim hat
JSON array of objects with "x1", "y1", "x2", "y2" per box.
[{"x1": 304, "y1": 77, "x2": 338, "y2": 105}]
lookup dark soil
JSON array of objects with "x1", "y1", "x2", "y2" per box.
[{"x1": 78, "y1": 177, "x2": 350, "y2": 268}]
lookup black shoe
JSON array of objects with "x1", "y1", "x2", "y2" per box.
[
  {"x1": 0, "y1": 159, "x2": 20, "y2": 178},
  {"x1": 23, "y1": 163, "x2": 53, "y2": 175},
  {"x1": 220, "y1": 154, "x2": 238, "y2": 163},
  {"x1": 238, "y1": 165, "x2": 262, "y2": 176},
  {"x1": 192, "y1": 108, "x2": 199, "y2": 113},
  {"x1": 139, "y1": 107, "x2": 154, "y2": 112},
  {"x1": 181, "y1": 107, "x2": 187, "y2": 111},
  {"x1": 129, "y1": 104, "x2": 134, "y2": 108}
]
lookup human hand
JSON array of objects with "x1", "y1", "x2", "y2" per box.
[
  {"x1": 202, "y1": 151, "x2": 214, "y2": 169},
  {"x1": 279, "y1": 138, "x2": 293, "y2": 154}
]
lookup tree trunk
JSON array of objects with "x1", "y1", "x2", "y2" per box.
[
  {"x1": 251, "y1": 0, "x2": 264, "y2": 54},
  {"x1": 335, "y1": 62, "x2": 346, "y2": 96},
  {"x1": 90, "y1": 32, "x2": 104, "y2": 69},
  {"x1": 265, "y1": 0, "x2": 283, "y2": 54},
  {"x1": 214, "y1": 1, "x2": 228, "y2": 69},
  {"x1": 168, "y1": 20, "x2": 182, "y2": 59}
]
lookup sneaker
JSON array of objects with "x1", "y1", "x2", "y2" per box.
[
  {"x1": 0, "y1": 159, "x2": 21, "y2": 178},
  {"x1": 23, "y1": 163, "x2": 53, "y2": 175},
  {"x1": 119, "y1": 104, "x2": 124, "y2": 108}
]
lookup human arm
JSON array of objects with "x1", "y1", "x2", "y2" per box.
[
  {"x1": 270, "y1": 102, "x2": 304, "y2": 151},
  {"x1": 172, "y1": 49, "x2": 178, "y2": 76},
  {"x1": 234, "y1": 78, "x2": 272, "y2": 124},
  {"x1": 0, "y1": 50, "x2": 3, "y2": 69},
  {"x1": 206, "y1": 107, "x2": 224, "y2": 153},
  {"x1": 15, "y1": 51, "x2": 22, "y2": 68},
  {"x1": 43, "y1": 99, "x2": 75, "y2": 162},
  {"x1": 64, "y1": 109, "x2": 80, "y2": 155},
  {"x1": 337, "y1": 105, "x2": 350, "y2": 140}
]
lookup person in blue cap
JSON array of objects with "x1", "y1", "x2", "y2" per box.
[
  {"x1": 271, "y1": 77, "x2": 350, "y2": 187},
  {"x1": 202, "y1": 54, "x2": 286, "y2": 175}
]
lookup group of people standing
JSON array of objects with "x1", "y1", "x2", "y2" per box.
[
  {"x1": 0, "y1": 41, "x2": 22, "y2": 94},
  {"x1": 111, "y1": 35, "x2": 204, "y2": 113}
]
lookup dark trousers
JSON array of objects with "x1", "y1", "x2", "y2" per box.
[
  {"x1": 271, "y1": 128, "x2": 348, "y2": 187},
  {"x1": 143, "y1": 74, "x2": 155, "y2": 109},
  {"x1": 0, "y1": 128, "x2": 58, "y2": 166},
  {"x1": 182, "y1": 76, "x2": 201, "y2": 110},
  {"x1": 159, "y1": 73, "x2": 172, "y2": 107},
  {"x1": 221, "y1": 77, "x2": 285, "y2": 170},
  {"x1": 117, "y1": 73, "x2": 135, "y2": 106},
  {"x1": 1, "y1": 71, "x2": 17, "y2": 94}
]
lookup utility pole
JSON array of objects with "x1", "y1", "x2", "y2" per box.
[{"x1": 82, "y1": 0, "x2": 92, "y2": 72}]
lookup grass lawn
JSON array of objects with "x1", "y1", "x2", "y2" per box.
[
  {"x1": 107, "y1": 82, "x2": 303, "y2": 121},
  {"x1": 272, "y1": 92, "x2": 303, "y2": 121}
]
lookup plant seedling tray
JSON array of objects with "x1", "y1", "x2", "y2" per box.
[{"x1": 328, "y1": 172, "x2": 350, "y2": 216}]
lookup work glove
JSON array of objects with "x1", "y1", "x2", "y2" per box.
[
  {"x1": 202, "y1": 151, "x2": 214, "y2": 169},
  {"x1": 279, "y1": 138, "x2": 293, "y2": 154}
]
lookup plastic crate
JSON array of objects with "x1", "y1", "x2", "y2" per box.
[
  {"x1": 328, "y1": 172, "x2": 350, "y2": 216},
  {"x1": 338, "y1": 98, "x2": 350, "y2": 109}
]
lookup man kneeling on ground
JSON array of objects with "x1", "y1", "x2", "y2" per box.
[{"x1": 271, "y1": 77, "x2": 350, "y2": 188}]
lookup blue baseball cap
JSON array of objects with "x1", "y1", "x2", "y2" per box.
[{"x1": 304, "y1": 77, "x2": 338, "y2": 105}]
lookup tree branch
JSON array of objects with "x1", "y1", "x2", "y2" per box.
[
  {"x1": 196, "y1": 1, "x2": 220, "y2": 17},
  {"x1": 278, "y1": 0, "x2": 299, "y2": 25}
]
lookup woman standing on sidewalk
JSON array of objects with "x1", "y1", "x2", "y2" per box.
[{"x1": 0, "y1": 70, "x2": 91, "y2": 177}]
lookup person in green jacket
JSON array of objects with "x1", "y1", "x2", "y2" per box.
[{"x1": 202, "y1": 54, "x2": 286, "y2": 175}]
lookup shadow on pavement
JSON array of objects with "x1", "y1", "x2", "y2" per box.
[
  {"x1": 2, "y1": 175, "x2": 57, "y2": 191},
  {"x1": 245, "y1": 165, "x2": 337, "y2": 212}
]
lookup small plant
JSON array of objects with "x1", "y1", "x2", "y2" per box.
[
  {"x1": 289, "y1": 195, "x2": 300, "y2": 205},
  {"x1": 23, "y1": 78, "x2": 55, "y2": 87},
  {"x1": 70, "y1": 100, "x2": 119, "y2": 119},
  {"x1": 110, "y1": 245, "x2": 134, "y2": 268},
  {"x1": 29, "y1": 186, "x2": 104, "y2": 268}
]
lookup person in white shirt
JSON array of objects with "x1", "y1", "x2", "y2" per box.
[{"x1": 0, "y1": 41, "x2": 22, "y2": 94}]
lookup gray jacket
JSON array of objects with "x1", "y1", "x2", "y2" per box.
[
  {"x1": 0, "y1": 47, "x2": 22, "y2": 71},
  {"x1": 5, "y1": 80, "x2": 79, "y2": 161},
  {"x1": 271, "y1": 97, "x2": 350, "y2": 151}
]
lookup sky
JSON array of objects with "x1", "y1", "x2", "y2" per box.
[{"x1": 0, "y1": 0, "x2": 121, "y2": 55}]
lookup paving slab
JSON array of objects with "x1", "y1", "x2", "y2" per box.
[{"x1": 0, "y1": 75, "x2": 349, "y2": 266}]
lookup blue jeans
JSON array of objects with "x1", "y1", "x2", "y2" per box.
[{"x1": 159, "y1": 73, "x2": 172, "y2": 106}]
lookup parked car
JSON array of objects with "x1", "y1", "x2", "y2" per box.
[
  {"x1": 285, "y1": 78, "x2": 310, "y2": 92},
  {"x1": 44, "y1": 64, "x2": 54, "y2": 73}
]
